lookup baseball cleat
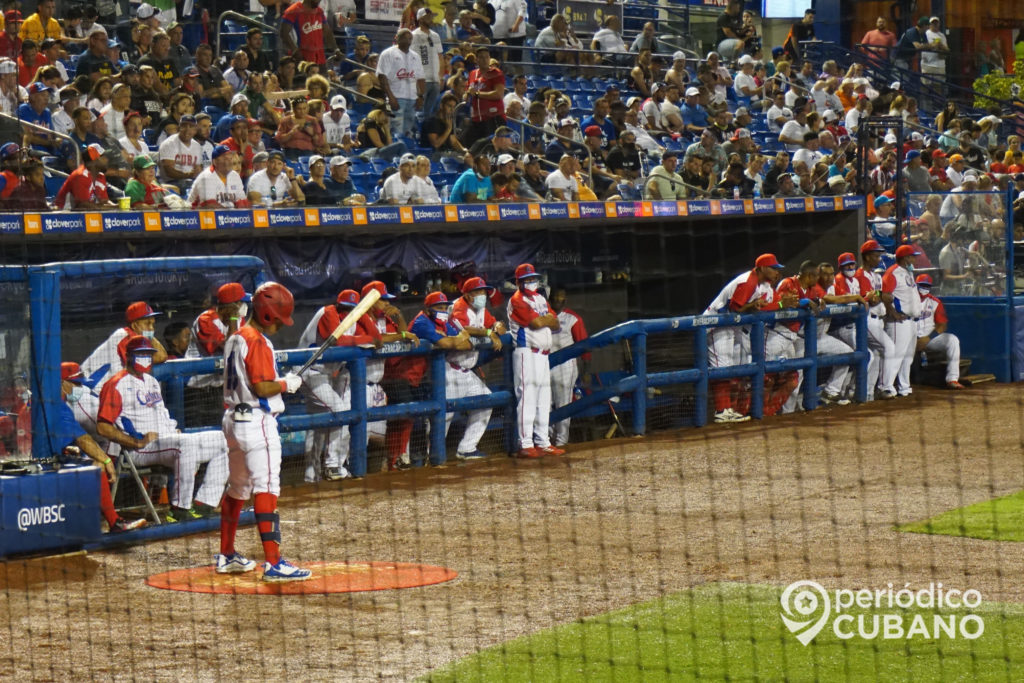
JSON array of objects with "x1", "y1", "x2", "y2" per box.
[
  {"x1": 262, "y1": 558, "x2": 312, "y2": 582},
  {"x1": 946, "y1": 380, "x2": 965, "y2": 390},
  {"x1": 166, "y1": 506, "x2": 202, "y2": 523},
  {"x1": 538, "y1": 446, "x2": 565, "y2": 456},
  {"x1": 322, "y1": 467, "x2": 351, "y2": 480},
  {"x1": 456, "y1": 450, "x2": 489, "y2": 460},
  {"x1": 821, "y1": 392, "x2": 851, "y2": 406},
  {"x1": 515, "y1": 447, "x2": 542, "y2": 459},
  {"x1": 192, "y1": 502, "x2": 218, "y2": 517},
  {"x1": 714, "y1": 408, "x2": 750, "y2": 423},
  {"x1": 877, "y1": 389, "x2": 897, "y2": 400},
  {"x1": 109, "y1": 517, "x2": 146, "y2": 533},
  {"x1": 216, "y1": 552, "x2": 257, "y2": 574}
]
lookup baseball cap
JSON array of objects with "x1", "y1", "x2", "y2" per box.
[
  {"x1": 179, "y1": 114, "x2": 197, "y2": 125},
  {"x1": 107, "y1": 38, "x2": 121, "y2": 49},
  {"x1": 125, "y1": 301, "x2": 161, "y2": 322},
  {"x1": 515, "y1": 263, "x2": 541, "y2": 280},
  {"x1": 59, "y1": 87, "x2": 79, "y2": 102},
  {"x1": 874, "y1": 195, "x2": 892, "y2": 207},
  {"x1": 837, "y1": 252, "x2": 857, "y2": 267},
  {"x1": 136, "y1": 3, "x2": 157, "y2": 19},
  {"x1": 425, "y1": 291, "x2": 448, "y2": 308},
  {"x1": 917, "y1": 16, "x2": 929, "y2": 26},
  {"x1": 672, "y1": 51, "x2": 687, "y2": 62},
  {"x1": 915, "y1": 274, "x2": 934, "y2": 287},
  {"x1": 929, "y1": 15, "x2": 940, "y2": 23},
  {"x1": 685, "y1": 86, "x2": 700, "y2": 97},
  {"x1": 828, "y1": 175, "x2": 847, "y2": 188},
  {"x1": 247, "y1": 117, "x2": 261, "y2": 129},
  {"x1": 267, "y1": 150, "x2": 285, "y2": 162},
  {"x1": 932, "y1": 149, "x2": 946, "y2": 159},
  {"x1": 0, "y1": 142, "x2": 19, "y2": 159},
  {"x1": 738, "y1": 55, "x2": 755, "y2": 66},
  {"x1": 910, "y1": 131, "x2": 924, "y2": 141},
  {"x1": 754, "y1": 254, "x2": 784, "y2": 270},
  {"x1": 890, "y1": 80, "x2": 901, "y2": 90},
  {"x1": 132, "y1": 155, "x2": 155, "y2": 171},
  {"x1": 230, "y1": 93, "x2": 249, "y2": 107},
  {"x1": 217, "y1": 282, "x2": 251, "y2": 305},
  {"x1": 0, "y1": 59, "x2": 15, "y2": 75},
  {"x1": 211, "y1": 144, "x2": 232, "y2": 159},
  {"x1": 884, "y1": 133, "x2": 897, "y2": 144},
  {"x1": 949, "y1": 153, "x2": 964, "y2": 162},
  {"x1": 85, "y1": 143, "x2": 105, "y2": 161},
  {"x1": 731, "y1": 128, "x2": 751, "y2": 141},
  {"x1": 496, "y1": 153, "x2": 515, "y2": 165},
  {"x1": 860, "y1": 239, "x2": 885, "y2": 253},
  {"x1": 61, "y1": 362, "x2": 84, "y2": 383},
  {"x1": 4, "y1": 10, "x2": 22, "y2": 22},
  {"x1": 450, "y1": 55, "x2": 465, "y2": 66},
  {"x1": 416, "y1": 6, "x2": 433, "y2": 19},
  {"x1": 781, "y1": 108, "x2": 793, "y2": 119},
  {"x1": 330, "y1": 155, "x2": 351, "y2": 167},
  {"x1": 41, "y1": 38, "x2": 59, "y2": 49},
  {"x1": 963, "y1": 172, "x2": 979, "y2": 183},
  {"x1": 626, "y1": 96, "x2": 641, "y2": 107},
  {"x1": 461, "y1": 276, "x2": 494, "y2": 294},
  {"x1": 584, "y1": 125, "x2": 602, "y2": 138},
  {"x1": 120, "y1": 64, "x2": 139, "y2": 76},
  {"x1": 523, "y1": 153, "x2": 541, "y2": 165},
  {"x1": 308, "y1": 154, "x2": 326, "y2": 168},
  {"x1": 398, "y1": 152, "x2": 416, "y2": 166},
  {"x1": 734, "y1": 106, "x2": 750, "y2": 117},
  {"x1": 361, "y1": 280, "x2": 396, "y2": 300},
  {"x1": 28, "y1": 82, "x2": 52, "y2": 96},
  {"x1": 330, "y1": 94, "x2": 347, "y2": 110},
  {"x1": 336, "y1": 289, "x2": 360, "y2": 307},
  {"x1": 772, "y1": 46, "x2": 784, "y2": 57},
  {"x1": 558, "y1": 117, "x2": 575, "y2": 128},
  {"x1": 895, "y1": 244, "x2": 921, "y2": 259},
  {"x1": 822, "y1": 109, "x2": 837, "y2": 122},
  {"x1": 252, "y1": 151, "x2": 269, "y2": 164},
  {"x1": 182, "y1": 66, "x2": 199, "y2": 78},
  {"x1": 905, "y1": 149, "x2": 921, "y2": 162}
]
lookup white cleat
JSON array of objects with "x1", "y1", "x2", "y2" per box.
[{"x1": 215, "y1": 552, "x2": 257, "y2": 574}]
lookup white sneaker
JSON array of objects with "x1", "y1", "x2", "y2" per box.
[
  {"x1": 216, "y1": 552, "x2": 257, "y2": 574},
  {"x1": 821, "y1": 392, "x2": 851, "y2": 406},
  {"x1": 262, "y1": 558, "x2": 313, "y2": 582},
  {"x1": 714, "y1": 408, "x2": 750, "y2": 423}
]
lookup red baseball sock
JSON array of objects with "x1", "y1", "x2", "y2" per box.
[
  {"x1": 712, "y1": 380, "x2": 733, "y2": 412},
  {"x1": 219, "y1": 494, "x2": 245, "y2": 556},
  {"x1": 254, "y1": 492, "x2": 280, "y2": 565},
  {"x1": 385, "y1": 420, "x2": 413, "y2": 467},
  {"x1": 98, "y1": 476, "x2": 118, "y2": 527},
  {"x1": 733, "y1": 379, "x2": 751, "y2": 416}
]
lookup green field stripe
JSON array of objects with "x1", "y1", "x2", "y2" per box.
[{"x1": 898, "y1": 490, "x2": 1024, "y2": 541}]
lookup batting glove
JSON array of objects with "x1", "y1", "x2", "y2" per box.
[{"x1": 282, "y1": 373, "x2": 302, "y2": 393}]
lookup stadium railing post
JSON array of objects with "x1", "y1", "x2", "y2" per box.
[
  {"x1": 801, "y1": 314, "x2": 819, "y2": 412},
  {"x1": 428, "y1": 350, "x2": 447, "y2": 466},
  {"x1": 29, "y1": 268, "x2": 62, "y2": 460},
  {"x1": 854, "y1": 309, "x2": 869, "y2": 403},
  {"x1": 749, "y1": 321, "x2": 765, "y2": 420},
  {"x1": 348, "y1": 357, "x2": 369, "y2": 478},
  {"x1": 502, "y1": 340, "x2": 517, "y2": 454},
  {"x1": 631, "y1": 332, "x2": 647, "y2": 436},
  {"x1": 693, "y1": 327, "x2": 709, "y2": 428}
]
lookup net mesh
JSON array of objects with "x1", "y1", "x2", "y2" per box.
[{"x1": 0, "y1": 211, "x2": 1020, "y2": 682}]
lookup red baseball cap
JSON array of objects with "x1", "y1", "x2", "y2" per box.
[
  {"x1": 461, "y1": 276, "x2": 494, "y2": 294},
  {"x1": 860, "y1": 240, "x2": 885, "y2": 254},
  {"x1": 515, "y1": 263, "x2": 540, "y2": 280},
  {"x1": 895, "y1": 244, "x2": 921, "y2": 259},
  {"x1": 216, "y1": 282, "x2": 250, "y2": 304},
  {"x1": 125, "y1": 301, "x2": 161, "y2": 322},
  {"x1": 61, "y1": 362, "x2": 84, "y2": 383},
  {"x1": 584, "y1": 125, "x2": 602, "y2": 138},
  {"x1": 931, "y1": 150, "x2": 946, "y2": 159},
  {"x1": 4, "y1": 10, "x2": 22, "y2": 22},
  {"x1": 425, "y1": 291, "x2": 448, "y2": 308},
  {"x1": 837, "y1": 252, "x2": 857, "y2": 267},
  {"x1": 915, "y1": 274, "x2": 933, "y2": 287},
  {"x1": 360, "y1": 280, "x2": 395, "y2": 300},
  {"x1": 336, "y1": 289, "x2": 360, "y2": 307},
  {"x1": 754, "y1": 253, "x2": 784, "y2": 269}
]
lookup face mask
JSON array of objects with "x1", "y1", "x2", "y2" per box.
[
  {"x1": 68, "y1": 386, "x2": 84, "y2": 403},
  {"x1": 433, "y1": 310, "x2": 449, "y2": 323},
  {"x1": 841, "y1": 267, "x2": 856, "y2": 278},
  {"x1": 905, "y1": 263, "x2": 915, "y2": 275},
  {"x1": 918, "y1": 287, "x2": 930, "y2": 296},
  {"x1": 471, "y1": 294, "x2": 486, "y2": 311},
  {"x1": 524, "y1": 281, "x2": 540, "y2": 293},
  {"x1": 19, "y1": 390, "x2": 30, "y2": 402},
  {"x1": 141, "y1": 329, "x2": 155, "y2": 339},
  {"x1": 132, "y1": 355, "x2": 153, "y2": 373}
]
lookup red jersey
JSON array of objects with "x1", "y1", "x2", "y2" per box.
[
  {"x1": 221, "y1": 136, "x2": 254, "y2": 178},
  {"x1": 775, "y1": 276, "x2": 811, "y2": 332},
  {"x1": 17, "y1": 53, "x2": 45, "y2": 88},
  {"x1": 55, "y1": 165, "x2": 109, "y2": 210},
  {"x1": 282, "y1": 1, "x2": 329, "y2": 65},
  {"x1": 0, "y1": 33, "x2": 21, "y2": 62},
  {"x1": 0, "y1": 169, "x2": 19, "y2": 198},
  {"x1": 193, "y1": 308, "x2": 228, "y2": 356},
  {"x1": 468, "y1": 66, "x2": 505, "y2": 122}
]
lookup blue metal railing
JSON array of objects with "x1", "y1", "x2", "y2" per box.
[{"x1": 153, "y1": 304, "x2": 870, "y2": 475}]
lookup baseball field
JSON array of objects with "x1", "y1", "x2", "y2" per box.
[{"x1": 3, "y1": 383, "x2": 1023, "y2": 681}]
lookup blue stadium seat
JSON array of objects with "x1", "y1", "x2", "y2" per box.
[
  {"x1": 440, "y1": 157, "x2": 464, "y2": 173},
  {"x1": 203, "y1": 105, "x2": 226, "y2": 123},
  {"x1": 370, "y1": 157, "x2": 392, "y2": 172},
  {"x1": 349, "y1": 158, "x2": 373, "y2": 174}
]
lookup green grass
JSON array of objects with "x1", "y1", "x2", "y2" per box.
[
  {"x1": 898, "y1": 490, "x2": 1024, "y2": 542},
  {"x1": 422, "y1": 583, "x2": 1024, "y2": 682}
]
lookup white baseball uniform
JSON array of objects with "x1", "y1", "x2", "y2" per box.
[
  {"x1": 704, "y1": 270, "x2": 775, "y2": 369},
  {"x1": 829, "y1": 272, "x2": 867, "y2": 395},
  {"x1": 360, "y1": 315, "x2": 389, "y2": 442},
  {"x1": 808, "y1": 284, "x2": 854, "y2": 396},
  {"x1": 917, "y1": 292, "x2": 960, "y2": 382},
  {"x1": 185, "y1": 307, "x2": 229, "y2": 388},
  {"x1": 882, "y1": 264, "x2": 923, "y2": 395},
  {"x1": 855, "y1": 266, "x2": 897, "y2": 398},
  {"x1": 97, "y1": 368, "x2": 228, "y2": 509},
  {"x1": 548, "y1": 307, "x2": 588, "y2": 447},
  {"x1": 81, "y1": 326, "x2": 132, "y2": 388},
  {"x1": 508, "y1": 288, "x2": 554, "y2": 450},
  {"x1": 446, "y1": 298, "x2": 497, "y2": 454},
  {"x1": 222, "y1": 325, "x2": 286, "y2": 499}
]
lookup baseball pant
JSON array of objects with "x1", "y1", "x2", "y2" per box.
[
  {"x1": 302, "y1": 370, "x2": 351, "y2": 481},
  {"x1": 867, "y1": 315, "x2": 896, "y2": 398},
  {"x1": 817, "y1": 333, "x2": 853, "y2": 396},
  {"x1": 445, "y1": 365, "x2": 492, "y2": 454},
  {"x1": 223, "y1": 409, "x2": 281, "y2": 500},
  {"x1": 925, "y1": 333, "x2": 961, "y2": 382},
  {"x1": 884, "y1": 319, "x2": 917, "y2": 395},
  {"x1": 549, "y1": 360, "x2": 578, "y2": 447},
  {"x1": 131, "y1": 430, "x2": 229, "y2": 509},
  {"x1": 766, "y1": 329, "x2": 801, "y2": 414},
  {"x1": 514, "y1": 347, "x2": 552, "y2": 450},
  {"x1": 708, "y1": 327, "x2": 740, "y2": 412},
  {"x1": 367, "y1": 382, "x2": 388, "y2": 443}
]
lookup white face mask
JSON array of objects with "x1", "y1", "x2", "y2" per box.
[
  {"x1": 434, "y1": 310, "x2": 449, "y2": 323},
  {"x1": 524, "y1": 281, "x2": 540, "y2": 293},
  {"x1": 68, "y1": 385, "x2": 84, "y2": 403},
  {"x1": 471, "y1": 294, "x2": 486, "y2": 311},
  {"x1": 841, "y1": 267, "x2": 856, "y2": 278},
  {"x1": 141, "y1": 329, "x2": 155, "y2": 339},
  {"x1": 133, "y1": 355, "x2": 153, "y2": 372}
]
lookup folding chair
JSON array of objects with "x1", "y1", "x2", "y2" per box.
[{"x1": 110, "y1": 449, "x2": 165, "y2": 525}]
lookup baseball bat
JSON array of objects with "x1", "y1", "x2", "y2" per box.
[
  {"x1": 594, "y1": 373, "x2": 627, "y2": 439},
  {"x1": 295, "y1": 288, "x2": 382, "y2": 376}
]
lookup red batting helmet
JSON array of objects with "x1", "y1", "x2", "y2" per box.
[
  {"x1": 124, "y1": 336, "x2": 156, "y2": 357},
  {"x1": 252, "y1": 282, "x2": 294, "y2": 327},
  {"x1": 916, "y1": 274, "x2": 933, "y2": 287}
]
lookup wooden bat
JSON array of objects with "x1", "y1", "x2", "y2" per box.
[{"x1": 294, "y1": 288, "x2": 382, "y2": 376}]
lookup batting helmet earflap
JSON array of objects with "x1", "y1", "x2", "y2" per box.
[
  {"x1": 252, "y1": 282, "x2": 294, "y2": 327},
  {"x1": 124, "y1": 336, "x2": 156, "y2": 357}
]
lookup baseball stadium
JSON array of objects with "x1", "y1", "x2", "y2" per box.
[{"x1": 4, "y1": 0, "x2": 1024, "y2": 680}]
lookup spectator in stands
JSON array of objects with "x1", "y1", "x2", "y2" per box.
[
  {"x1": 377, "y1": 28, "x2": 424, "y2": 139},
  {"x1": 722, "y1": 128, "x2": 755, "y2": 163},
  {"x1": 158, "y1": 114, "x2": 203, "y2": 193},
  {"x1": 139, "y1": 31, "x2": 179, "y2": 96},
  {"x1": 772, "y1": 172, "x2": 802, "y2": 197},
  {"x1": 664, "y1": 52, "x2": 690, "y2": 92},
  {"x1": 52, "y1": 87, "x2": 77, "y2": 135},
  {"x1": 223, "y1": 50, "x2": 250, "y2": 93},
  {"x1": 356, "y1": 107, "x2": 407, "y2": 160},
  {"x1": 4, "y1": 159, "x2": 47, "y2": 210},
  {"x1": 463, "y1": 44, "x2": 505, "y2": 145},
  {"x1": 782, "y1": 8, "x2": 816, "y2": 61},
  {"x1": 92, "y1": 110, "x2": 130, "y2": 187},
  {"x1": 580, "y1": 98, "x2": 616, "y2": 148},
  {"x1": 437, "y1": 3, "x2": 459, "y2": 42},
  {"x1": 591, "y1": 15, "x2": 629, "y2": 67},
  {"x1": 659, "y1": 83, "x2": 684, "y2": 134},
  {"x1": 124, "y1": 156, "x2": 171, "y2": 209},
  {"x1": 275, "y1": 97, "x2": 329, "y2": 159},
  {"x1": 861, "y1": 16, "x2": 896, "y2": 63},
  {"x1": 544, "y1": 153, "x2": 578, "y2": 201},
  {"x1": 630, "y1": 22, "x2": 658, "y2": 54},
  {"x1": 420, "y1": 92, "x2": 467, "y2": 159},
  {"x1": 118, "y1": 111, "x2": 148, "y2": 163},
  {"x1": 63, "y1": 107, "x2": 101, "y2": 167},
  {"x1": 606, "y1": 129, "x2": 641, "y2": 193},
  {"x1": 0, "y1": 59, "x2": 22, "y2": 117},
  {"x1": 321, "y1": 94, "x2": 352, "y2": 154},
  {"x1": 56, "y1": 144, "x2": 114, "y2": 210},
  {"x1": 922, "y1": 16, "x2": 949, "y2": 83},
  {"x1": 0, "y1": 11, "x2": 22, "y2": 62},
  {"x1": 716, "y1": 0, "x2": 748, "y2": 60},
  {"x1": 504, "y1": 74, "x2": 530, "y2": 112},
  {"x1": 492, "y1": 0, "x2": 527, "y2": 62},
  {"x1": 411, "y1": 8, "x2": 444, "y2": 117},
  {"x1": 19, "y1": 80, "x2": 59, "y2": 151},
  {"x1": 240, "y1": 28, "x2": 270, "y2": 75},
  {"x1": 321, "y1": 155, "x2": 364, "y2": 205},
  {"x1": 904, "y1": 150, "x2": 932, "y2": 192},
  {"x1": 246, "y1": 150, "x2": 304, "y2": 207},
  {"x1": 779, "y1": 96, "x2": 810, "y2": 151},
  {"x1": 894, "y1": 17, "x2": 928, "y2": 72},
  {"x1": 685, "y1": 129, "x2": 727, "y2": 179},
  {"x1": 212, "y1": 95, "x2": 250, "y2": 143},
  {"x1": 519, "y1": 154, "x2": 546, "y2": 196},
  {"x1": 455, "y1": 10, "x2": 487, "y2": 44},
  {"x1": 164, "y1": 22, "x2": 191, "y2": 75},
  {"x1": 733, "y1": 54, "x2": 764, "y2": 107},
  {"x1": 299, "y1": 154, "x2": 334, "y2": 205},
  {"x1": 628, "y1": 50, "x2": 655, "y2": 98},
  {"x1": 579, "y1": 125, "x2": 617, "y2": 198},
  {"x1": 468, "y1": 125, "x2": 517, "y2": 166},
  {"x1": 714, "y1": 161, "x2": 754, "y2": 198},
  {"x1": 130, "y1": 65, "x2": 163, "y2": 126},
  {"x1": 19, "y1": 0, "x2": 60, "y2": 44},
  {"x1": 381, "y1": 152, "x2": 430, "y2": 204},
  {"x1": 545, "y1": 117, "x2": 576, "y2": 163},
  {"x1": 450, "y1": 153, "x2": 494, "y2": 202},
  {"x1": 534, "y1": 14, "x2": 576, "y2": 66},
  {"x1": 127, "y1": 22, "x2": 154, "y2": 64},
  {"x1": 869, "y1": 151, "x2": 896, "y2": 195},
  {"x1": 221, "y1": 115, "x2": 256, "y2": 178},
  {"x1": 644, "y1": 150, "x2": 686, "y2": 200},
  {"x1": 189, "y1": 144, "x2": 248, "y2": 208},
  {"x1": 16, "y1": 39, "x2": 43, "y2": 88},
  {"x1": 153, "y1": 92, "x2": 193, "y2": 144},
  {"x1": 98, "y1": 84, "x2": 130, "y2": 141},
  {"x1": 281, "y1": 0, "x2": 338, "y2": 67},
  {"x1": 793, "y1": 131, "x2": 823, "y2": 169},
  {"x1": 192, "y1": 44, "x2": 230, "y2": 112}
]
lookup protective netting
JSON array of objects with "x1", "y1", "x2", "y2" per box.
[{"x1": 1, "y1": 216, "x2": 1023, "y2": 682}]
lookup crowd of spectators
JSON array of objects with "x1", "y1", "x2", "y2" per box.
[{"x1": 0, "y1": 0, "x2": 1016, "y2": 251}]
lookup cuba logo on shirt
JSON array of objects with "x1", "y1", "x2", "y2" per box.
[
  {"x1": 135, "y1": 388, "x2": 163, "y2": 408},
  {"x1": 301, "y1": 19, "x2": 322, "y2": 35}
]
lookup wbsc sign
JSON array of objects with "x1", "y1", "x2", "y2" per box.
[{"x1": 16, "y1": 504, "x2": 66, "y2": 532}]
